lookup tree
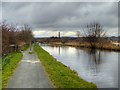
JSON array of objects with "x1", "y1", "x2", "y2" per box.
[
  {"x1": 83, "y1": 22, "x2": 106, "y2": 48},
  {"x1": 17, "y1": 24, "x2": 33, "y2": 51},
  {"x1": 1, "y1": 21, "x2": 18, "y2": 54},
  {"x1": 17, "y1": 25, "x2": 33, "y2": 44},
  {"x1": 2, "y1": 21, "x2": 34, "y2": 55}
]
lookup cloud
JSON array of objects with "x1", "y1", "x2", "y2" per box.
[
  {"x1": 2, "y1": 2, "x2": 118, "y2": 37},
  {"x1": 33, "y1": 30, "x2": 77, "y2": 37},
  {"x1": 2, "y1": 0, "x2": 119, "y2": 2}
]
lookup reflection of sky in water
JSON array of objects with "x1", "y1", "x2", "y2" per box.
[{"x1": 40, "y1": 44, "x2": 118, "y2": 88}]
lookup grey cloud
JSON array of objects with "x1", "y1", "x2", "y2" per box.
[{"x1": 2, "y1": 2, "x2": 118, "y2": 34}]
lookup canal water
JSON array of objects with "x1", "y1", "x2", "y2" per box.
[{"x1": 40, "y1": 44, "x2": 118, "y2": 88}]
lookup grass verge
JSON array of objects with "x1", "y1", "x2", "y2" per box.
[
  {"x1": 2, "y1": 52, "x2": 22, "y2": 88},
  {"x1": 0, "y1": 71, "x2": 1, "y2": 90},
  {"x1": 34, "y1": 44, "x2": 97, "y2": 88}
]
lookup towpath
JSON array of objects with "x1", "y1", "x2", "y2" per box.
[{"x1": 7, "y1": 48, "x2": 53, "y2": 88}]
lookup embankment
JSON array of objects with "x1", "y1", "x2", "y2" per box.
[{"x1": 34, "y1": 44, "x2": 97, "y2": 88}]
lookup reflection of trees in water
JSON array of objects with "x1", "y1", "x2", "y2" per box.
[
  {"x1": 87, "y1": 49, "x2": 102, "y2": 75},
  {"x1": 55, "y1": 46, "x2": 67, "y2": 55},
  {"x1": 75, "y1": 47, "x2": 81, "y2": 56},
  {"x1": 39, "y1": 43, "x2": 48, "y2": 46},
  {"x1": 74, "y1": 47, "x2": 102, "y2": 75}
]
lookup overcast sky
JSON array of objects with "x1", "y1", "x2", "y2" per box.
[{"x1": 2, "y1": 2, "x2": 119, "y2": 37}]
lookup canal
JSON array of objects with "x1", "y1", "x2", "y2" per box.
[{"x1": 40, "y1": 44, "x2": 118, "y2": 88}]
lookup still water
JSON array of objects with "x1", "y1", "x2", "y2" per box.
[{"x1": 40, "y1": 44, "x2": 118, "y2": 88}]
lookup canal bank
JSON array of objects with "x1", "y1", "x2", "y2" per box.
[
  {"x1": 48, "y1": 42, "x2": 120, "y2": 52},
  {"x1": 34, "y1": 44, "x2": 97, "y2": 88},
  {"x1": 2, "y1": 52, "x2": 22, "y2": 88}
]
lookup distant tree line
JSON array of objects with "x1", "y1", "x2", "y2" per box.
[{"x1": 1, "y1": 21, "x2": 33, "y2": 56}]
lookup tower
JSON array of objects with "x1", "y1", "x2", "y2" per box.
[{"x1": 58, "y1": 32, "x2": 60, "y2": 39}]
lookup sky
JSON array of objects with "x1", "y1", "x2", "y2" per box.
[{"x1": 1, "y1": 1, "x2": 119, "y2": 37}]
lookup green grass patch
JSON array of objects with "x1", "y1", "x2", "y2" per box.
[
  {"x1": 34, "y1": 44, "x2": 97, "y2": 88},
  {"x1": 0, "y1": 71, "x2": 1, "y2": 90},
  {"x1": 2, "y1": 52, "x2": 22, "y2": 88},
  {"x1": 0, "y1": 58, "x2": 2, "y2": 90}
]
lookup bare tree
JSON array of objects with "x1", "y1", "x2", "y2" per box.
[
  {"x1": 2, "y1": 21, "x2": 17, "y2": 54},
  {"x1": 83, "y1": 22, "x2": 106, "y2": 48},
  {"x1": 17, "y1": 24, "x2": 33, "y2": 51},
  {"x1": 2, "y1": 21, "x2": 34, "y2": 55}
]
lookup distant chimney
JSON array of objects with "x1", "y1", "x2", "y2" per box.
[{"x1": 58, "y1": 32, "x2": 60, "y2": 39}]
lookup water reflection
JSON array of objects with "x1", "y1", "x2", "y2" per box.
[
  {"x1": 41, "y1": 44, "x2": 118, "y2": 88},
  {"x1": 58, "y1": 46, "x2": 60, "y2": 55},
  {"x1": 87, "y1": 49, "x2": 101, "y2": 74}
]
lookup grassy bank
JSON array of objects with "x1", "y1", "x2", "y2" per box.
[
  {"x1": 2, "y1": 52, "x2": 22, "y2": 88},
  {"x1": 34, "y1": 44, "x2": 97, "y2": 88}
]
